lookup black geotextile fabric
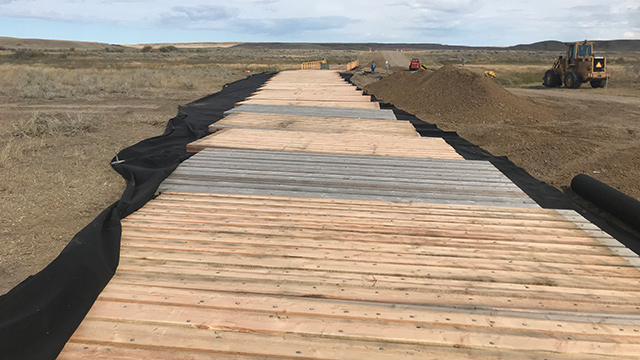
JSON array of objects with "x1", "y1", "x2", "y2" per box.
[
  {"x1": 340, "y1": 71, "x2": 639, "y2": 254},
  {"x1": 0, "y1": 72, "x2": 275, "y2": 360}
]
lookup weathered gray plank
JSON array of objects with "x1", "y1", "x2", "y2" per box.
[
  {"x1": 225, "y1": 104, "x2": 397, "y2": 120},
  {"x1": 158, "y1": 149, "x2": 538, "y2": 207}
]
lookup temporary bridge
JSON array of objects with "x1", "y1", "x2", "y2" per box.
[{"x1": 58, "y1": 70, "x2": 640, "y2": 359}]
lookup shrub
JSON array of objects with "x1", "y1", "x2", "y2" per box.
[
  {"x1": 159, "y1": 46, "x2": 178, "y2": 53},
  {"x1": 141, "y1": 45, "x2": 153, "y2": 53},
  {"x1": 11, "y1": 49, "x2": 44, "y2": 60},
  {"x1": 104, "y1": 46, "x2": 125, "y2": 53}
]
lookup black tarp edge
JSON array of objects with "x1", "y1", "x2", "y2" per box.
[
  {"x1": 0, "y1": 72, "x2": 275, "y2": 360},
  {"x1": 572, "y1": 174, "x2": 640, "y2": 233},
  {"x1": 339, "y1": 72, "x2": 639, "y2": 254}
]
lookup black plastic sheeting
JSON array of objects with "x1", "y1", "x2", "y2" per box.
[
  {"x1": 0, "y1": 72, "x2": 275, "y2": 360},
  {"x1": 572, "y1": 174, "x2": 640, "y2": 233},
  {"x1": 339, "y1": 72, "x2": 639, "y2": 255}
]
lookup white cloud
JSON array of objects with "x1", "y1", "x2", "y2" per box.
[
  {"x1": 0, "y1": 0, "x2": 638, "y2": 44},
  {"x1": 624, "y1": 31, "x2": 638, "y2": 38}
]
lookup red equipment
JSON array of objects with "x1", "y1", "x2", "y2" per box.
[{"x1": 409, "y1": 58, "x2": 420, "y2": 71}]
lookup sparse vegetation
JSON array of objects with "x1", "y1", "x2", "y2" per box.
[
  {"x1": 12, "y1": 112, "x2": 98, "y2": 138},
  {"x1": 11, "y1": 49, "x2": 44, "y2": 60},
  {"x1": 158, "y1": 45, "x2": 178, "y2": 53}
]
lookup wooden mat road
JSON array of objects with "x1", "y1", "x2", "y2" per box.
[{"x1": 58, "y1": 69, "x2": 640, "y2": 359}]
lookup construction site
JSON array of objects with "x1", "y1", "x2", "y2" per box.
[{"x1": 1, "y1": 41, "x2": 640, "y2": 359}]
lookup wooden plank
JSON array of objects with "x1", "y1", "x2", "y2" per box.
[
  {"x1": 117, "y1": 247, "x2": 640, "y2": 291},
  {"x1": 123, "y1": 211, "x2": 594, "y2": 239},
  {"x1": 121, "y1": 218, "x2": 608, "y2": 247},
  {"x1": 112, "y1": 260, "x2": 640, "y2": 306},
  {"x1": 120, "y1": 228, "x2": 630, "y2": 265},
  {"x1": 59, "y1": 343, "x2": 272, "y2": 360},
  {"x1": 158, "y1": 178, "x2": 534, "y2": 207},
  {"x1": 248, "y1": 92, "x2": 372, "y2": 101},
  {"x1": 97, "y1": 283, "x2": 640, "y2": 329},
  {"x1": 188, "y1": 148, "x2": 498, "y2": 169},
  {"x1": 132, "y1": 204, "x2": 594, "y2": 234},
  {"x1": 186, "y1": 128, "x2": 463, "y2": 159},
  {"x1": 237, "y1": 99, "x2": 380, "y2": 109},
  {"x1": 153, "y1": 192, "x2": 566, "y2": 219},
  {"x1": 225, "y1": 104, "x2": 397, "y2": 120},
  {"x1": 209, "y1": 113, "x2": 418, "y2": 136},
  {"x1": 120, "y1": 237, "x2": 640, "y2": 278},
  {"x1": 65, "y1": 319, "x2": 625, "y2": 360},
  {"x1": 111, "y1": 270, "x2": 640, "y2": 315},
  {"x1": 80, "y1": 300, "x2": 640, "y2": 357},
  {"x1": 157, "y1": 184, "x2": 538, "y2": 208},
  {"x1": 137, "y1": 197, "x2": 598, "y2": 236}
]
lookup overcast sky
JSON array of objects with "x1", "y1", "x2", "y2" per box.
[{"x1": 0, "y1": 0, "x2": 638, "y2": 46}]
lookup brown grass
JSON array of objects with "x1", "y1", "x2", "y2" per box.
[{"x1": 11, "y1": 112, "x2": 98, "y2": 137}]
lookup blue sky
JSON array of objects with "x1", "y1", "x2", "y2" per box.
[{"x1": 0, "y1": 0, "x2": 638, "y2": 46}]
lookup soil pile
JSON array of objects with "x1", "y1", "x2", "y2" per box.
[{"x1": 365, "y1": 65, "x2": 548, "y2": 128}]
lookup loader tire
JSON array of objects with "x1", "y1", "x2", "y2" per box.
[
  {"x1": 590, "y1": 80, "x2": 606, "y2": 88},
  {"x1": 564, "y1": 71, "x2": 581, "y2": 89},
  {"x1": 543, "y1": 70, "x2": 560, "y2": 87}
]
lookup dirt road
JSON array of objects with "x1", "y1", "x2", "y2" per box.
[
  {"x1": 508, "y1": 87, "x2": 640, "y2": 106},
  {"x1": 359, "y1": 51, "x2": 410, "y2": 72},
  {"x1": 381, "y1": 51, "x2": 410, "y2": 68}
]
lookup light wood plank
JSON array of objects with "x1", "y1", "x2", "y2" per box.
[
  {"x1": 186, "y1": 128, "x2": 463, "y2": 159},
  {"x1": 209, "y1": 112, "x2": 418, "y2": 136},
  {"x1": 237, "y1": 99, "x2": 380, "y2": 109},
  {"x1": 67, "y1": 319, "x2": 624, "y2": 360},
  {"x1": 120, "y1": 238, "x2": 639, "y2": 277},
  {"x1": 82, "y1": 300, "x2": 640, "y2": 357},
  {"x1": 121, "y1": 228, "x2": 630, "y2": 265},
  {"x1": 118, "y1": 248, "x2": 640, "y2": 291},
  {"x1": 113, "y1": 259, "x2": 640, "y2": 309}
]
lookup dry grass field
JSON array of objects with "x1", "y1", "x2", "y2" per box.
[{"x1": 1, "y1": 44, "x2": 639, "y2": 295}]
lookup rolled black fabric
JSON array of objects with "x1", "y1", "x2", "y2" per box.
[
  {"x1": 571, "y1": 174, "x2": 640, "y2": 232},
  {"x1": 0, "y1": 72, "x2": 274, "y2": 360}
]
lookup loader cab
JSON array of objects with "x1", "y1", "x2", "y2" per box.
[
  {"x1": 576, "y1": 43, "x2": 592, "y2": 57},
  {"x1": 566, "y1": 41, "x2": 593, "y2": 67}
]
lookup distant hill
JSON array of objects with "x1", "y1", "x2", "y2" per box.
[
  {"x1": 510, "y1": 40, "x2": 640, "y2": 52},
  {"x1": 232, "y1": 40, "x2": 640, "y2": 52},
  {"x1": 232, "y1": 42, "x2": 487, "y2": 51},
  {"x1": 0, "y1": 36, "x2": 128, "y2": 50},
  {"x1": 1, "y1": 36, "x2": 638, "y2": 52},
  {"x1": 126, "y1": 42, "x2": 240, "y2": 49}
]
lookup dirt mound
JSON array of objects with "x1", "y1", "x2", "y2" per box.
[{"x1": 365, "y1": 65, "x2": 548, "y2": 128}]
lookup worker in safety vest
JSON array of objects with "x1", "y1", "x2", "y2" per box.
[{"x1": 371, "y1": 62, "x2": 376, "y2": 74}]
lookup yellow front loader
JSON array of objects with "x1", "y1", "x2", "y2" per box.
[{"x1": 543, "y1": 40, "x2": 609, "y2": 89}]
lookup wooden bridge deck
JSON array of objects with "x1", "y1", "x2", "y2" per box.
[{"x1": 58, "y1": 70, "x2": 640, "y2": 359}]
